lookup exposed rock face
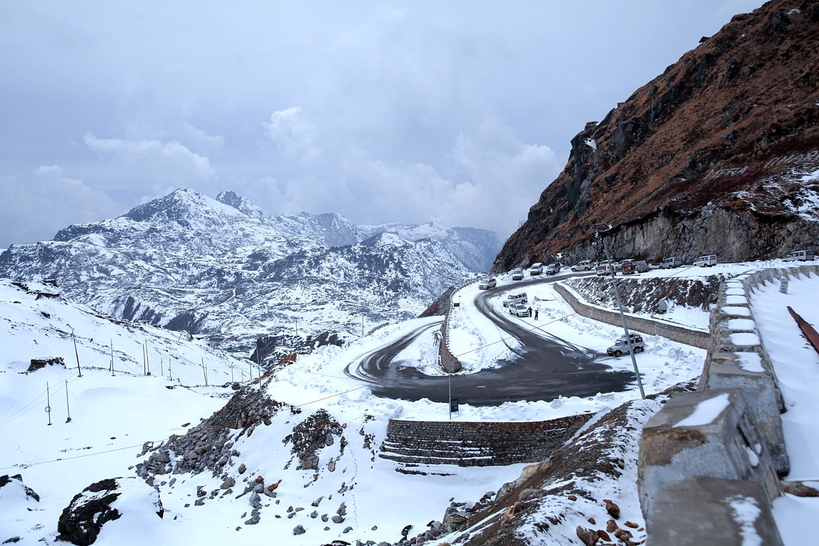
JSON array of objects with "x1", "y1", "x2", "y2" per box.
[
  {"x1": 283, "y1": 409, "x2": 345, "y2": 471},
  {"x1": 564, "y1": 275, "x2": 724, "y2": 313},
  {"x1": 0, "y1": 474, "x2": 40, "y2": 502},
  {"x1": 495, "y1": 0, "x2": 819, "y2": 271},
  {"x1": 137, "y1": 382, "x2": 285, "y2": 479}
]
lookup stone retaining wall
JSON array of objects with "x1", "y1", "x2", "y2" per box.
[
  {"x1": 553, "y1": 283, "x2": 711, "y2": 349},
  {"x1": 379, "y1": 414, "x2": 593, "y2": 467}
]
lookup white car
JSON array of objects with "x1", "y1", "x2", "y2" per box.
[
  {"x1": 509, "y1": 303, "x2": 530, "y2": 317},
  {"x1": 502, "y1": 292, "x2": 528, "y2": 307},
  {"x1": 530, "y1": 263, "x2": 543, "y2": 276},
  {"x1": 571, "y1": 260, "x2": 593, "y2": 272},
  {"x1": 510, "y1": 268, "x2": 524, "y2": 281},
  {"x1": 595, "y1": 261, "x2": 616, "y2": 276},
  {"x1": 693, "y1": 255, "x2": 718, "y2": 267},
  {"x1": 479, "y1": 278, "x2": 497, "y2": 289}
]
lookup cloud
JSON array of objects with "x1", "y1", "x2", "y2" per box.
[
  {"x1": 179, "y1": 122, "x2": 224, "y2": 152},
  {"x1": 83, "y1": 133, "x2": 215, "y2": 180},
  {"x1": 0, "y1": 166, "x2": 122, "y2": 247},
  {"x1": 265, "y1": 107, "x2": 320, "y2": 162},
  {"x1": 252, "y1": 115, "x2": 559, "y2": 239}
]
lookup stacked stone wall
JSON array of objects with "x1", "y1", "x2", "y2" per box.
[{"x1": 379, "y1": 414, "x2": 593, "y2": 467}]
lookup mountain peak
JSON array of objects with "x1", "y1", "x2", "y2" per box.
[{"x1": 216, "y1": 191, "x2": 264, "y2": 220}]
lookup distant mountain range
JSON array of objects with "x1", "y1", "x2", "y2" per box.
[{"x1": 0, "y1": 189, "x2": 501, "y2": 362}]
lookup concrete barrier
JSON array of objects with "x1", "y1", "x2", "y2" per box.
[
  {"x1": 636, "y1": 266, "x2": 819, "y2": 542},
  {"x1": 699, "y1": 280, "x2": 789, "y2": 475},
  {"x1": 438, "y1": 280, "x2": 476, "y2": 373},
  {"x1": 638, "y1": 388, "x2": 781, "y2": 521},
  {"x1": 649, "y1": 476, "x2": 783, "y2": 545},
  {"x1": 553, "y1": 283, "x2": 710, "y2": 349}
]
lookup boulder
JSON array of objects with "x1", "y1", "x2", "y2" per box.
[{"x1": 57, "y1": 477, "x2": 163, "y2": 545}]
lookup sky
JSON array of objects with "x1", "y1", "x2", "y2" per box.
[{"x1": 0, "y1": 0, "x2": 766, "y2": 249}]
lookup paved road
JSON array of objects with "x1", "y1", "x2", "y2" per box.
[{"x1": 346, "y1": 274, "x2": 636, "y2": 406}]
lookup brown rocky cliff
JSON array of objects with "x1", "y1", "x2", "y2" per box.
[{"x1": 495, "y1": 0, "x2": 819, "y2": 271}]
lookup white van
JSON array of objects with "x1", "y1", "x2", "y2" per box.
[
  {"x1": 502, "y1": 292, "x2": 528, "y2": 307},
  {"x1": 693, "y1": 255, "x2": 718, "y2": 267},
  {"x1": 785, "y1": 250, "x2": 815, "y2": 261}
]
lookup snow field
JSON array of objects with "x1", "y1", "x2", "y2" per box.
[{"x1": 750, "y1": 272, "x2": 819, "y2": 543}]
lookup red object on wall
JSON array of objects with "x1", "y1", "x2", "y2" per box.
[{"x1": 787, "y1": 306, "x2": 819, "y2": 357}]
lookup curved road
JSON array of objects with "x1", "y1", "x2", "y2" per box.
[{"x1": 346, "y1": 275, "x2": 635, "y2": 406}]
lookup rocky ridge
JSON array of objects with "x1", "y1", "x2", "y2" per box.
[{"x1": 495, "y1": 0, "x2": 819, "y2": 271}]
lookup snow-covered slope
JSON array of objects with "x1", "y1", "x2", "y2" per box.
[{"x1": 0, "y1": 189, "x2": 498, "y2": 362}]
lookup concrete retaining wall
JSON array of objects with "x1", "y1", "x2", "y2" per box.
[
  {"x1": 553, "y1": 283, "x2": 711, "y2": 349},
  {"x1": 639, "y1": 264, "x2": 819, "y2": 543},
  {"x1": 438, "y1": 280, "x2": 476, "y2": 373},
  {"x1": 379, "y1": 414, "x2": 593, "y2": 467}
]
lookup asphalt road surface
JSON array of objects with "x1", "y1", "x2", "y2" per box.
[{"x1": 345, "y1": 274, "x2": 636, "y2": 406}]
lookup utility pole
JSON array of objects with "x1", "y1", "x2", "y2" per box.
[
  {"x1": 145, "y1": 341, "x2": 151, "y2": 376},
  {"x1": 45, "y1": 382, "x2": 52, "y2": 426},
  {"x1": 595, "y1": 224, "x2": 645, "y2": 399},
  {"x1": 72, "y1": 331, "x2": 82, "y2": 377},
  {"x1": 202, "y1": 357, "x2": 208, "y2": 386},
  {"x1": 65, "y1": 381, "x2": 72, "y2": 423},
  {"x1": 110, "y1": 340, "x2": 115, "y2": 376}
]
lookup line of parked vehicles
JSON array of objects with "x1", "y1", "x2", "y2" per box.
[{"x1": 568, "y1": 249, "x2": 814, "y2": 276}]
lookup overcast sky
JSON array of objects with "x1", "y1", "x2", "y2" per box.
[{"x1": 0, "y1": 1, "x2": 765, "y2": 249}]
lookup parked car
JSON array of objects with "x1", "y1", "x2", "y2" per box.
[
  {"x1": 502, "y1": 292, "x2": 528, "y2": 307},
  {"x1": 596, "y1": 261, "x2": 616, "y2": 276},
  {"x1": 478, "y1": 278, "x2": 497, "y2": 290},
  {"x1": 634, "y1": 260, "x2": 650, "y2": 273},
  {"x1": 660, "y1": 256, "x2": 683, "y2": 269},
  {"x1": 509, "y1": 303, "x2": 530, "y2": 317},
  {"x1": 621, "y1": 260, "x2": 635, "y2": 275},
  {"x1": 544, "y1": 263, "x2": 561, "y2": 275},
  {"x1": 571, "y1": 260, "x2": 594, "y2": 272},
  {"x1": 530, "y1": 263, "x2": 543, "y2": 276},
  {"x1": 784, "y1": 249, "x2": 815, "y2": 261},
  {"x1": 693, "y1": 255, "x2": 718, "y2": 267},
  {"x1": 607, "y1": 333, "x2": 645, "y2": 357},
  {"x1": 510, "y1": 267, "x2": 524, "y2": 281}
]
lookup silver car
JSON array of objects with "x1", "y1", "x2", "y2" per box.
[{"x1": 607, "y1": 334, "x2": 645, "y2": 357}]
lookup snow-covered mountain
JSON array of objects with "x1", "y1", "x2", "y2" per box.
[{"x1": 0, "y1": 189, "x2": 500, "y2": 361}]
